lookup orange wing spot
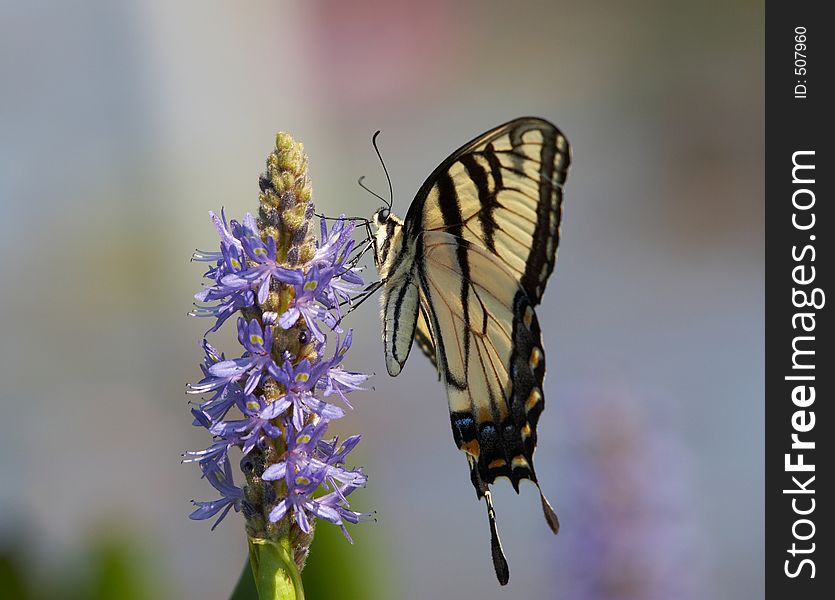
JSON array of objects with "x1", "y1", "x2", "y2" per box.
[
  {"x1": 461, "y1": 439, "x2": 481, "y2": 459},
  {"x1": 525, "y1": 388, "x2": 542, "y2": 413},
  {"x1": 511, "y1": 455, "x2": 530, "y2": 470},
  {"x1": 488, "y1": 458, "x2": 507, "y2": 470},
  {"x1": 521, "y1": 422, "x2": 532, "y2": 440},
  {"x1": 523, "y1": 306, "x2": 534, "y2": 329},
  {"x1": 529, "y1": 347, "x2": 542, "y2": 370},
  {"x1": 476, "y1": 405, "x2": 494, "y2": 424}
]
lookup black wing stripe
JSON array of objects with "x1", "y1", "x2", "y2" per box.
[
  {"x1": 379, "y1": 219, "x2": 396, "y2": 265},
  {"x1": 390, "y1": 278, "x2": 413, "y2": 364},
  {"x1": 520, "y1": 126, "x2": 560, "y2": 304},
  {"x1": 484, "y1": 142, "x2": 504, "y2": 190},
  {"x1": 415, "y1": 306, "x2": 438, "y2": 370},
  {"x1": 459, "y1": 153, "x2": 499, "y2": 253},
  {"x1": 418, "y1": 264, "x2": 466, "y2": 390},
  {"x1": 508, "y1": 126, "x2": 529, "y2": 172},
  {"x1": 436, "y1": 171, "x2": 471, "y2": 377}
]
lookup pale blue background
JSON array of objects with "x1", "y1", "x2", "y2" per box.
[{"x1": 1, "y1": 1, "x2": 763, "y2": 598}]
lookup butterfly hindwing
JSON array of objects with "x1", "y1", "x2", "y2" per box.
[
  {"x1": 414, "y1": 307, "x2": 438, "y2": 372},
  {"x1": 380, "y1": 271, "x2": 420, "y2": 377},
  {"x1": 419, "y1": 232, "x2": 544, "y2": 491}
]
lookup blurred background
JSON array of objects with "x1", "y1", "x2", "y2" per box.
[{"x1": 1, "y1": 1, "x2": 763, "y2": 598}]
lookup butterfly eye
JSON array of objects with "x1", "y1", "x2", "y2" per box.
[{"x1": 376, "y1": 208, "x2": 390, "y2": 225}]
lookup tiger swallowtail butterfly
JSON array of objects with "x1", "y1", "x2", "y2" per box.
[{"x1": 371, "y1": 117, "x2": 570, "y2": 585}]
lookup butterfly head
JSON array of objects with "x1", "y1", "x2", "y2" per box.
[{"x1": 373, "y1": 207, "x2": 391, "y2": 227}]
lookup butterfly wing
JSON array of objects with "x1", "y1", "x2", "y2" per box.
[
  {"x1": 379, "y1": 271, "x2": 421, "y2": 377},
  {"x1": 419, "y1": 232, "x2": 562, "y2": 584},
  {"x1": 406, "y1": 117, "x2": 570, "y2": 305},
  {"x1": 406, "y1": 117, "x2": 569, "y2": 488},
  {"x1": 414, "y1": 307, "x2": 438, "y2": 372},
  {"x1": 419, "y1": 232, "x2": 549, "y2": 491},
  {"x1": 390, "y1": 117, "x2": 569, "y2": 584}
]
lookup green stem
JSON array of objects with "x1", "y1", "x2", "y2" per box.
[{"x1": 247, "y1": 536, "x2": 305, "y2": 600}]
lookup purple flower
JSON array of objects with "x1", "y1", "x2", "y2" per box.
[
  {"x1": 312, "y1": 217, "x2": 356, "y2": 266},
  {"x1": 317, "y1": 331, "x2": 369, "y2": 407},
  {"x1": 201, "y1": 318, "x2": 284, "y2": 396},
  {"x1": 187, "y1": 141, "x2": 370, "y2": 557},
  {"x1": 273, "y1": 358, "x2": 345, "y2": 430},
  {"x1": 210, "y1": 393, "x2": 290, "y2": 455},
  {"x1": 191, "y1": 212, "x2": 255, "y2": 332},
  {"x1": 264, "y1": 421, "x2": 369, "y2": 539},
  {"x1": 192, "y1": 210, "x2": 243, "y2": 273},
  {"x1": 278, "y1": 265, "x2": 339, "y2": 342},
  {"x1": 310, "y1": 218, "x2": 367, "y2": 320},
  {"x1": 182, "y1": 437, "x2": 235, "y2": 473},
  {"x1": 191, "y1": 212, "x2": 301, "y2": 331},
  {"x1": 191, "y1": 284, "x2": 254, "y2": 333},
  {"x1": 263, "y1": 420, "x2": 366, "y2": 493},
  {"x1": 189, "y1": 457, "x2": 244, "y2": 530},
  {"x1": 186, "y1": 340, "x2": 245, "y2": 422},
  {"x1": 221, "y1": 233, "x2": 301, "y2": 305}
]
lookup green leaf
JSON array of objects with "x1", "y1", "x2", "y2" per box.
[{"x1": 229, "y1": 560, "x2": 258, "y2": 600}]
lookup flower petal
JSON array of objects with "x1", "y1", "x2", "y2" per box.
[
  {"x1": 278, "y1": 307, "x2": 300, "y2": 329},
  {"x1": 268, "y1": 499, "x2": 289, "y2": 523},
  {"x1": 262, "y1": 462, "x2": 287, "y2": 481}
]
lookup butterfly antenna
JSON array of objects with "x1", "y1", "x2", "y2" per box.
[
  {"x1": 357, "y1": 176, "x2": 388, "y2": 206},
  {"x1": 371, "y1": 130, "x2": 394, "y2": 209}
]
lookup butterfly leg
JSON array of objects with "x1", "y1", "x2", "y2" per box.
[
  {"x1": 346, "y1": 236, "x2": 376, "y2": 269},
  {"x1": 335, "y1": 280, "x2": 383, "y2": 321}
]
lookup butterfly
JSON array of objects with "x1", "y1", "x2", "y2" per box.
[{"x1": 370, "y1": 117, "x2": 570, "y2": 585}]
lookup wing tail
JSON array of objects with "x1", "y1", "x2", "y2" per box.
[
  {"x1": 537, "y1": 485, "x2": 560, "y2": 534},
  {"x1": 468, "y1": 455, "x2": 510, "y2": 585},
  {"x1": 486, "y1": 489, "x2": 510, "y2": 585}
]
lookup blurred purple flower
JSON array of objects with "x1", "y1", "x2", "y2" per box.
[{"x1": 554, "y1": 390, "x2": 707, "y2": 600}]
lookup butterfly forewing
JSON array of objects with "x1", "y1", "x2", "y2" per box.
[{"x1": 406, "y1": 117, "x2": 569, "y2": 305}]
